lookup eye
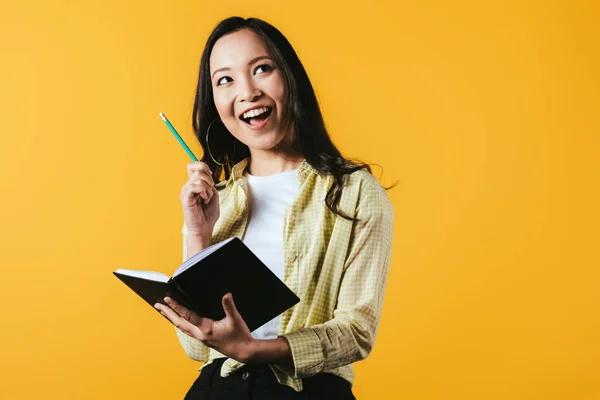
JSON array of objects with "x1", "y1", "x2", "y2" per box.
[
  {"x1": 255, "y1": 64, "x2": 273, "y2": 74},
  {"x1": 216, "y1": 76, "x2": 232, "y2": 86}
]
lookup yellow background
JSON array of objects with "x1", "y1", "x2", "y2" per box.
[{"x1": 1, "y1": 0, "x2": 598, "y2": 398}]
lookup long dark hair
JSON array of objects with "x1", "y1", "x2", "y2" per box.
[{"x1": 193, "y1": 17, "x2": 376, "y2": 221}]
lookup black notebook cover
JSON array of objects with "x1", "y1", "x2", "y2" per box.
[{"x1": 114, "y1": 237, "x2": 300, "y2": 332}]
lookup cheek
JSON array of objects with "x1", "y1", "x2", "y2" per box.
[
  {"x1": 212, "y1": 94, "x2": 241, "y2": 138},
  {"x1": 262, "y1": 72, "x2": 286, "y2": 106},
  {"x1": 268, "y1": 75, "x2": 288, "y2": 126},
  {"x1": 213, "y1": 96, "x2": 232, "y2": 120},
  {"x1": 272, "y1": 78, "x2": 287, "y2": 105}
]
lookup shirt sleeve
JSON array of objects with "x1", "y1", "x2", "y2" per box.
[
  {"x1": 174, "y1": 222, "x2": 210, "y2": 362},
  {"x1": 281, "y1": 179, "x2": 394, "y2": 378}
]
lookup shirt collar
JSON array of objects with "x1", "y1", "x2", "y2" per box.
[{"x1": 230, "y1": 157, "x2": 250, "y2": 182}]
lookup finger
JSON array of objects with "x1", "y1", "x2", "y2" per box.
[
  {"x1": 210, "y1": 185, "x2": 219, "y2": 202},
  {"x1": 203, "y1": 186, "x2": 215, "y2": 205},
  {"x1": 165, "y1": 297, "x2": 205, "y2": 326},
  {"x1": 187, "y1": 161, "x2": 211, "y2": 176},
  {"x1": 221, "y1": 293, "x2": 238, "y2": 319},
  {"x1": 180, "y1": 189, "x2": 201, "y2": 208},
  {"x1": 154, "y1": 302, "x2": 187, "y2": 325},
  {"x1": 187, "y1": 165, "x2": 214, "y2": 193},
  {"x1": 162, "y1": 299, "x2": 215, "y2": 336},
  {"x1": 201, "y1": 185, "x2": 218, "y2": 205},
  {"x1": 189, "y1": 171, "x2": 215, "y2": 187},
  {"x1": 186, "y1": 183, "x2": 211, "y2": 201},
  {"x1": 185, "y1": 182, "x2": 216, "y2": 204},
  {"x1": 155, "y1": 302, "x2": 200, "y2": 338},
  {"x1": 187, "y1": 162, "x2": 213, "y2": 180},
  {"x1": 164, "y1": 297, "x2": 191, "y2": 319}
]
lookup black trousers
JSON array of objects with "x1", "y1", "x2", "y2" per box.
[{"x1": 184, "y1": 358, "x2": 356, "y2": 400}]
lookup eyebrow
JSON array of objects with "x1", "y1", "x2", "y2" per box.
[{"x1": 211, "y1": 55, "x2": 273, "y2": 79}]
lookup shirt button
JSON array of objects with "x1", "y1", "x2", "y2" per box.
[
  {"x1": 241, "y1": 371, "x2": 250, "y2": 380},
  {"x1": 289, "y1": 213, "x2": 295, "y2": 222},
  {"x1": 287, "y1": 252, "x2": 297, "y2": 262}
]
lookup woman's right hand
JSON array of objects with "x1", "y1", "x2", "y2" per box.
[{"x1": 181, "y1": 162, "x2": 220, "y2": 238}]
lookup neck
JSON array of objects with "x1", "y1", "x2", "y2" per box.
[
  {"x1": 245, "y1": 129, "x2": 304, "y2": 176},
  {"x1": 247, "y1": 151, "x2": 304, "y2": 176}
]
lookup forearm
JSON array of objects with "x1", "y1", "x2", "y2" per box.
[{"x1": 185, "y1": 232, "x2": 212, "y2": 260}]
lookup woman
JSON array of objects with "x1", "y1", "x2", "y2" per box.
[{"x1": 154, "y1": 16, "x2": 394, "y2": 399}]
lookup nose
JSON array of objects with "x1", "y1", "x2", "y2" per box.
[{"x1": 238, "y1": 78, "x2": 262, "y2": 102}]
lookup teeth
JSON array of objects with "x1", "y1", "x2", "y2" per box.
[{"x1": 242, "y1": 107, "x2": 269, "y2": 120}]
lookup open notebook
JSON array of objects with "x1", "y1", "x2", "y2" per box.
[{"x1": 114, "y1": 237, "x2": 300, "y2": 332}]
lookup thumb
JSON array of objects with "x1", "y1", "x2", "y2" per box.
[{"x1": 221, "y1": 292, "x2": 238, "y2": 318}]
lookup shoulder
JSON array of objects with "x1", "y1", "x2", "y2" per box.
[
  {"x1": 344, "y1": 168, "x2": 389, "y2": 200},
  {"x1": 343, "y1": 169, "x2": 393, "y2": 218},
  {"x1": 344, "y1": 168, "x2": 380, "y2": 188}
]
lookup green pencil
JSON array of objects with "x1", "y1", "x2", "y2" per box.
[{"x1": 159, "y1": 112, "x2": 198, "y2": 162}]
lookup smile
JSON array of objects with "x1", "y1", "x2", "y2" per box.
[{"x1": 239, "y1": 106, "x2": 273, "y2": 130}]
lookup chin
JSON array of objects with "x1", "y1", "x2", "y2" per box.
[
  {"x1": 246, "y1": 137, "x2": 286, "y2": 152},
  {"x1": 235, "y1": 128, "x2": 288, "y2": 152}
]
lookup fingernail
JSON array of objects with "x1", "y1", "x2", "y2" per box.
[{"x1": 164, "y1": 297, "x2": 171, "y2": 304}]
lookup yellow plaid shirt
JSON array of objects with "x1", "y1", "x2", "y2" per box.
[{"x1": 177, "y1": 157, "x2": 394, "y2": 392}]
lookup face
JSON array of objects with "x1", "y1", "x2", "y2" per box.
[{"x1": 209, "y1": 29, "x2": 290, "y2": 155}]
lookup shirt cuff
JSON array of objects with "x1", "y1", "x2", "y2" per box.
[
  {"x1": 281, "y1": 328, "x2": 324, "y2": 378},
  {"x1": 175, "y1": 327, "x2": 208, "y2": 361}
]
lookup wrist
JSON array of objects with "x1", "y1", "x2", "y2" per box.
[
  {"x1": 237, "y1": 338, "x2": 258, "y2": 364},
  {"x1": 187, "y1": 229, "x2": 212, "y2": 240},
  {"x1": 242, "y1": 338, "x2": 293, "y2": 369},
  {"x1": 186, "y1": 231, "x2": 212, "y2": 256}
]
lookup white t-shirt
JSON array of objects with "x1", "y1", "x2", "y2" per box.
[{"x1": 242, "y1": 168, "x2": 300, "y2": 340}]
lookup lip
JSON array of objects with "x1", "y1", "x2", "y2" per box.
[{"x1": 242, "y1": 111, "x2": 272, "y2": 130}]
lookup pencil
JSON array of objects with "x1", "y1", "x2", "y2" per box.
[{"x1": 159, "y1": 112, "x2": 198, "y2": 162}]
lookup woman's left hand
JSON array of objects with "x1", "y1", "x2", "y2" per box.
[{"x1": 154, "y1": 293, "x2": 256, "y2": 363}]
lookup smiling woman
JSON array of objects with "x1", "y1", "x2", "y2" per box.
[
  {"x1": 209, "y1": 31, "x2": 289, "y2": 154},
  {"x1": 153, "y1": 16, "x2": 394, "y2": 400}
]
